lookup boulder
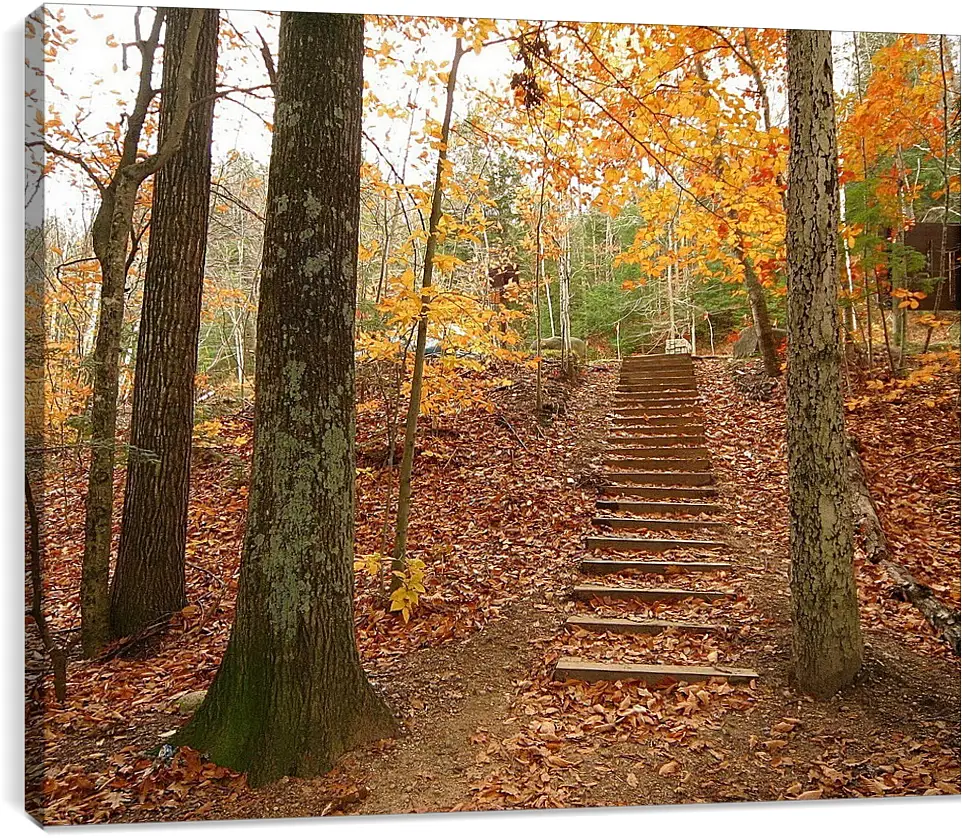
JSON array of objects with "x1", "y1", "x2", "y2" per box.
[
  {"x1": 175, "y1": 690, "x2": 208, "y2": 714},
  {"x1": 732, "y1": 327, "x2": 787, "y2": 359},
  {"x1": 536, "y1": 336, "x2": 587, "y2": 359}
]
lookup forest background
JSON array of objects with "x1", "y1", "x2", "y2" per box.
[{"x1": 8, "y1": 0, "x2": 960, "y2": 836}]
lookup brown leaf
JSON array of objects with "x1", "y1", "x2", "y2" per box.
[{"x1": 658, "y1": 760, "x2": 679, "y2": 777}]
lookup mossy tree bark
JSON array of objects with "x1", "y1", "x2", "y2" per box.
[
  {"x1": 786, "y1": 28, "x2": 864, "y2": 698},
  {"x1": 110, "y1": 7, "x2": 219, "y2": 640},
  {"x1": 178, "y1": 12, "x2": 396, "y2": 785}
]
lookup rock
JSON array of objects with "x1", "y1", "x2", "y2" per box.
[
  {"x1": 175, "y1": 690, "x2": 208, "y2": 714},
  {"x1": 536, "y1": 336, "x2": 587, "y2": 359},
  {"x1": 731, "y1": 326, "x2": 787, "y2": 359}
]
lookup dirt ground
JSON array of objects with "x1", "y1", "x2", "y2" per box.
[{"x1": 26, "y1": 354, "x2": 961, "y2": 824}]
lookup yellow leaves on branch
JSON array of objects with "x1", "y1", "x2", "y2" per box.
[{"x1": 389, "y1": 557, "x2": 427, "y2": 623}]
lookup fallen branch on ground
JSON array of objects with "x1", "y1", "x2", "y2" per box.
[
  {"x1": 847, "y1": 437, "x2": 961, "y2": 656},
  {"x1": 25, "y1": 474, "x2": 68, "y2": 702}
]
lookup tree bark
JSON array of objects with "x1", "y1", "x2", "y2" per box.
[
  {"x1": 734, "y1": 236, "x2": 780, "y2": 376},
  {"x1": 81, "y1": 8, "x2": 204, "y2": 657},
  {"x1": 559, "y1": 222, "x2": 574, "y2": 381},
  {"x1": 922, "y1": 35, "x2": 954, "y2": 354},
  {"x1": 391, "y1": 33, "x2": 465, "y2": 587},
  {"x1": 786, "y1": 28, "x2": 864, "y2": 698},
  {"x1": 110, "y1": 7, "x2": 219, "y2": 640},
  {"x1": 177, "y1": 12, "x2": 396, "y2": 785},
  {"x1": 533, "y1": 160, "x2": 547, "y2": 413}
]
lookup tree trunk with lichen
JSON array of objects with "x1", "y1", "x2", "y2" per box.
[
  {"x1": 177, "y1": 12, "x2": 396, "y2": 786},
  {"x1": 786, "y1": 28, "x2": 864, "y2": 698},
  {"x1": 110, "y1": 7, "x2": 219, "y2": 640}
]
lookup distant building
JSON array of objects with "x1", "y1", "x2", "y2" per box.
[{"x1": 901, "y1": 222, "x2": 961, "y2": 312}]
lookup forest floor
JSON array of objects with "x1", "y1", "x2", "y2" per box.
[{"x1": 27, "y1": 351, "x2": 961, "y2": 825}]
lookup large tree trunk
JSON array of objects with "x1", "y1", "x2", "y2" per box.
[
  {"x1": 785, "y1": 29, "x2": 864, "y2": 698},
  {"x1": 177, "y1": 12, "x2": 396, "y2": 786},
  {"x1": 110, "y1": 8, "x2": 219, "y2": 640}
]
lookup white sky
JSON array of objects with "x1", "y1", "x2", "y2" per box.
[
  {"x1": 29, "y1": 5, "x2": 521, "y2": 231},
  {"x1": 19, "y1": 0, "x2": 961, "y2": 237}
]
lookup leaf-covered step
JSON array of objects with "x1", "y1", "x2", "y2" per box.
[
  {"x1": 579, "y1": 558, "x2": 731, "y2": 574},
  {"x1": 616, "y1": 383, "x2": 697, "y2": 392},
  {"x1": 591, "y1": 516, "x2": 725, "y2": 531},
  {"x1": 584, "y1": 535, "x2": 726, "y2": 552},
  {"x1": 607, "y1": 448, "x2": 711, "y2": 460},
  {"x1": 601, "y1": 485, "x2": 718, "y2": 499},
  {"x1": 605, "y1": 471, "x2": 714, "y2": 486},
  {"x1": 605, "y1": 457, "x2": 712, "y2": 471},
  {"x1": 572, "y1": 584, "x2": 733, "y2": 602},
  {"x1": 607, "y1": 435, "x2": 708, "y2": 447},
  {"x1": 595, "y1": 499, "x2": 723, "y2": 515},
  {"x1": 553, "y1": 658, "x2": 758, "y2": 685},
  {"x1": 564, "y1": 615, "x2": 723, "y2": 635},
  {"x1": 612, "y1": 416, "x2": 705, "y2": 428},
  {"x1": 612, "y1": 406, "x2": 701, "y2": 418},
  {"x1": 613, "y1": 396, "x2": 701, "y2": 405}
]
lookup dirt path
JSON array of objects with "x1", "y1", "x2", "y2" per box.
[
  {"x1": 342, "y1": 357, "x2": 959, "y2": 813},
  {"x1": 344, "y1": 357, "x2": 960, "y2": 813}
]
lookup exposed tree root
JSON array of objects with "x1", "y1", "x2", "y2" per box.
[{"x1": 847, "y1": 437, "x2": 961, "y2": 656}]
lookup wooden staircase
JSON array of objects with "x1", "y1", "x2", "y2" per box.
[{"x1": 554, "y1": 352, "x2": 759, "y2": 687}]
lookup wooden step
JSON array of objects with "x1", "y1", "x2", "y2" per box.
[
  {"x1": 606, "y1": 458, "x2": 711, "y2": 471},
  {"x1": 572, "y1": 584, "x2": 734, "y2": 602},
  {"x1": 592, "y1": 516, "x2": 725, "y2": 531},
  {"x1": 617, "y1": 371, "x2": 693, "y2": 378},
  {"x1": 614, "y1": 395, "x2": 700, "y2": 404},
  {"x1": 605, "y1": 471, "x2": 714, "y2": 486},
  {"x1": 612, "y1": 416, "x2": 705, "y2": 428},
  {"x1": 606, "y1": 447, "x2": 712, "y2": 459},
  {"x1": 585, "y1": 535, "x2": 726, "y2": 552},
  {"x1": 596, "y1": 499, "x2": 723, "y2": 515},
  {"x1": 612, "y1": 413, "x2": 704, "y2": 423},
  {"x1": 616, "y1": 394, "x2": 699, "y2": 402},
  {"x1": 564, "y1": 615, "x2": 722, "y2": 635},
  {"x1": 613, "y1": 402, "x2": 700, "y2": 411},
  {"x1": 617, "y1": 382, "x2": 696, "y2": 390},
  {"x1": 612, "y1": 406, "x2": 701, "y2": 417},
  {"x1": 621, "y1": 364, "x2": 693, "y2": 372},
  {"x1": 553, "y1": 658, "x2": 758, "y2": 685},
  {"x1": 619, "y1": 379, "x2": 693, "y2": 385},
  {"x1": 617, "y1": 380, "x2": 696, "y2": 387},
  {"x1": 601, "y1": 485, "x2": 718, "y2": 499},
  {"x1": 580, "y1": 558, "x2": 731, "y2": 574},
  {"x1": 607, "y1": 435, "x2": 707, "y2": 446},
  {"x1": 611, "y1": 425, "x2": 708, "y2": 436},
  {"x1": 608, "y1": 432, "x2": 707, "y2": 442}
]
